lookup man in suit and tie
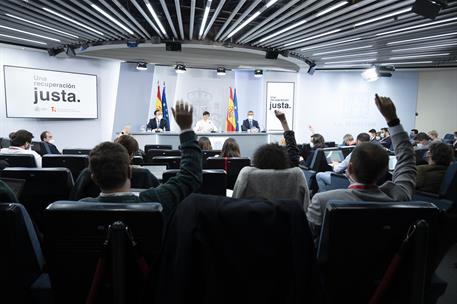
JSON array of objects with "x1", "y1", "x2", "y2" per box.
[
  {"x1": 40, "y1": 131, "x2": 60, "y2": 155},
  {"x1": 241, "y1": 111, "x2": 260, "y2": 132},
  {"x1": 147, "y1": 110, "x2": 169, "y2": 132}
]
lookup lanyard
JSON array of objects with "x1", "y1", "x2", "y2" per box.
[{"x1": 348, "y1": 184, "x2": 378, "y2": 190}]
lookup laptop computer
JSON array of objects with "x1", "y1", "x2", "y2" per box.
[
  {"x1": 0, "y1": 177, "x2": 26, "y2": 198},
  {"x1": 142, "y1": 165, "x2": 168, "y2": 180},
  {"x1": 324, "y1": 150, "x2": 345, "y2": 165}
]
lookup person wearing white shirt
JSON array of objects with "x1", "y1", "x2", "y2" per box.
[
  {"x1": 194, "y1": 111, "x2": 218, "y2": 133},
  {"x1": 0, "y1": 129, "x2": 42, "y2": 167}
]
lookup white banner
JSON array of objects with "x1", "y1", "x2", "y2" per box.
[
  {"x1": 266, "y1": 82, "x2": 295, "y2": 131},
  {"x1": 4, "y1": 66, "x2": 98, "y2": 119}
]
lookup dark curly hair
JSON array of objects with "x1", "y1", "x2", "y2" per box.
[
  {"x1": 252, "y1": 143, "x2": 290, "y2": 170},
  {"x1": 429, "y1": 142, "x2": 453, "y2": 166}
]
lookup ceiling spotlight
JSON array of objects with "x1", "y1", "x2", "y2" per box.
[
  {"x1": 254, "y1": 69, "x2": 263, "y2": 78},
  {"x1": 361, "y1": 66, "x2": 394, "y2": 81},
  {"x1": 304, "y1": 59, "x2": 316, "y2": 75},
  {"x1": 175, "y1": 64, "x2": 187, "y2": 74},
  {"x1": 136, "y1": 62, "x2": 148, "y2": 71},
  {"x1": 217, "y1": 67, "x2": 226, "y2": 76}
]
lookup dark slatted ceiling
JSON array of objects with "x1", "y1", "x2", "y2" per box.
[{"x1": 0, "y1": 0, "x2": 455, "y2": 69}]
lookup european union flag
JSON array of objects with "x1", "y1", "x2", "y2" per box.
[{"x1": 162, "y1": 85, "x2": 170, "y2": 130}]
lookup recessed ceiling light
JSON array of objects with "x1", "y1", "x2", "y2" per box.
[
  {"x1": 391, "y1": 42, "x2": 457, "y2": 52},
  {"x1": 387, "y1": 32, "x2": 457, "y2": 45},
  {"x1": 376, "y1": 17, "x2": 457, "y2": 36},
  {"x1": 0, "y1": 24, "x2": 60, "y2": 42},
  {"x1": 321, "y1": 52, "x2": 378, "y2": 60},
  {"x1": 5, "y1": 13, "x2": 78, "y2": 38},
  {"x1": 42, "y1": 7, "x2": 104, "y2": 35},
  {"x1": 228, "y1": 11, "x2": 261, "y2": 39},
  {"x1": 145, "y1": 1, "x2": 168, "y2": 36},
  {"x1": 313, "y1": 45, "x2": 372, "y2": 56},
  {"x1": 300, "y1": 38, "x2": 361, "y2": 51},
  {"x1": 354, "y1": 8, "x2": 412, "y2": 27},
  {"x1": 259, "y1": 20, "x2": 307, "y2": 43},
  {"x1": 285, "y1": 29, "x2": 342, "y2": 47},
  {"x1": 0, "y1": 33, "x2": 46, "y2": 45},
  {"x1": 91, "y1": 4, "x2": 134, "y2": 35},
  {"x1": 324, "y1": 58, "x2": 377, "y2": 64},
  {"x1": 266, "y1": 0, "x2": 279, "y2": 8},
  {"x1": 389, "y1": 53, "x2": 450, "y2": 60},
  {"x1": 136, "y1": 62, "x2": 148, "y2": 70},
  {"x1": 316, "y1": 1, "x2": 348, "y2": 17}
]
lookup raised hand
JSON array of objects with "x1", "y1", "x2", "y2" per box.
[
  {"x1": 172, "y1": 100, "x2": 193, "y2": 130},
  {"x1": 375, "y1": 94, "x2": 398, "y2": 123},
  {"x1": 275, "y1": 110, "x2": 290, "y2": 131}
]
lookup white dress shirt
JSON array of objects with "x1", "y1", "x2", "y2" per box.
[
  {"x1": 0, "y1": 146, "x2": 42, "y2": 167},
  {"x1": 194, "y1": 119, "x2": 218, "y2": 133}
]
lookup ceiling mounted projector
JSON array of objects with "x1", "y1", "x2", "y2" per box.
[
  {"x1": 361, "y1": 65, "x2": 395, "y2": 81},
  {"x1": 254, "y1": 69, "x2": 263, "y2": 78},
  {"x1": 217, "y1": 67, "x2": 226, "y2": 76},
  {"x1": 175, "y1": 64, "x2": 186, "y2": 74},
  {"x1": 412, "y1": 0, "x2": 447, "y2": 19},
  {"x1": 136, "y1": 62, "x2": 148, "y2": 71}
]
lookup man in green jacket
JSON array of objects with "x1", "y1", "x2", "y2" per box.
[{"x1": 81, "y1": 100, "x2": 202, "y2": 221}]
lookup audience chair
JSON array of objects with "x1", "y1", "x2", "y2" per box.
[
  {"x1": 318, "y1": 201, "x2": 441, "y2": 304},
  {"x1": 42, "y1": 154, "x2": 89, "y2": 180},
  {"x1": 0, "y1": 154, "x2": 37, "y2": 167},
  {"x1": 325, "y1": 141, "x2": 336, "y2": 148},
  {"x1": 149, "y1": 156, "x2": 181, "y2": 169},
  {"x1": 443, "y1": 134, "x2": 455, "y2": 145},
  {"x1": 31, "y1": 141, "x2": 42, "y2": 156},
  {"x1": 202, "y1": 150, "x2": 221, "y2": 159},
  {"x1": 70, "y1": 167, "x2": 160, "y2": 200},
  {"x1": 162, "y1": 169, "x2": 227, "y2": 196},
  {"x1": 415, "y1": 148, "x2": 429, "y2": 165},
  {"x1": 131, "y1": 155, "x2": 144, "y2": 165},
  {"x1": 340, "y1": 146, "x2": 355, "y2": 157},
  {"x1": 0, "y1": 203, "x2": 52, "y2": 304},
  {"x1": 205, "y1": 157, "x2": 251, "y2": 189},
  {"x1": 144, "y1": 144, "x2": 172, "y2": 153},
  {"x1": 43, "y1": 201, "x2": 163, "y2": 304},
  {"x1": 145, "y1": 149, "x2": 181, "y2": 163},
  {"x1": 0, "y1": 168, "x2": 74, "y2": 227},
  {"x1": 0, "y1": 137, "x2": 11, "y2": 148},
  {"x1": 62, "y1": 148, "x2": 92, "y2": 156},
  {"x1": 413, "y1": 162, "x2": 457, "y2": 211},
  {"x1": 155, "y1": 194, "x2": 322, "y2": 304}
]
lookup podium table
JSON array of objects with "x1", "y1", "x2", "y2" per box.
[{"x1": 130, "y1": 132, "x2": 284, "y2": 158}]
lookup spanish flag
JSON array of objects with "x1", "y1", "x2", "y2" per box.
[
  {"x1": 226, "y1": 87, "x2": 236, "y2": 132},
  {"x1": 155, "y1": 82, "x2": 162, "y2": 111}
]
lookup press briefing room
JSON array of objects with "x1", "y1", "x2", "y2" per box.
[{"x1": 0, "y1": 0, "x2": 457, "y2": 303}]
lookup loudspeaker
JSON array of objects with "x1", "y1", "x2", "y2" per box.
[
  {"x1": 412, "y1": 0, "x2": 446, "y2": 19},
  {"x1": 166, "y1": 42, "x2": 182, "y2": 52},
  {"x1": 265, "y1": 50, "x2": 279, "y2": 60}
]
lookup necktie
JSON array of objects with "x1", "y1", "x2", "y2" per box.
[{"x1": 249, "y1": 120, "x2": 253, "y2": 128}]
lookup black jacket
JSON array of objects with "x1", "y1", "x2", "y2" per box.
[
  {"x1": 40, "y1": 142, "x2": 60, "y2": 155},
  {"x1": 155, "y1": 194, "x2": 323, "y2": 304},
  {"x1": 241, "y1": 119, "x2": 260, "y2": 131},
  {"x1": 147, "y1": 118, "x2": 169, "y2": 131}
]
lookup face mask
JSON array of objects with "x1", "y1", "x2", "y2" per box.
[
  {"x1": 310, "y1": 142, "x2": 314, "y2": 148},
  {"x1": 376, "y1": 136, "x2": 381, "y2": 140},
  {"x1": 49, "y1": 139, "x2": 56, "y2": 144},
  {"x1": 248, "y1": 116, "x2": 254, "y2": 120},
  {"x1": 157, "y1": 115, "x2": 163, "y2": 120}
]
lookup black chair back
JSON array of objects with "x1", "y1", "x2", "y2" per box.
[
  {"x1": 439, "y1": 162, "x2": 457, "y2": 201},
  {"x1": 163, "y1": 169, "x2": 227, "y2": 196},
  {"x1": 70, "y1": 167, "x2": 159, "y2": 200},
  {"x1": 43, "y1": 201, "x2": 163, "y2": 304},
  {"x1": 309, "y1": 148, "x2": 334, "y2": 172},
  {"x1": 42, "y1": 155, "x2": 89, "y2": 180},
  {"x1": 205, "y1": 157, "x2": 251, "y2": 189},
  {"x1": 325, "y1": 141, "x2": 336, "y2": 148},
  {"x1": 0, "y1": 168, "x2": 74, "y2": 227},
  {"x1": 145, "y1": 149, "x2": 181, "y2": 163},
  {"x1": 340, "y1": 146, "x2": 355, "y2": 157},
  {"x1": 318, "y1": 201, "x2": 440, "y2": 304},
  {"x1": 0, "y1": 154, "x2": 36, "y2": 167},
  {"x1": 0, "y1": 203, "x2": 48, "y2": 303},
  {"x1": 0, "y1": 137, "x2": 11, "y2": 148},
  {"x1": 144, "y1": 144, "x2": 172, "y2": 153},
  {"x1": 415, "y1": 148, "x2": 428, "y2": 165},
  {"x1": 150, "y1": 156, "x2": 181, "y2": 169},
  {"x1": 131, "y1": 156, "x2": 144, "y2": 165},
  {"x1": 62, "y1": 149, "x2": 92, "y2": 156},
  {"x1": 31, "y1": 141, "x2": 42, "y2": 155},
  {"x1": 202, "y1": 150, "x2": 221, "y2": 159}
]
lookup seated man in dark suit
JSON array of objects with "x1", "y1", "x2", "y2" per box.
[
  {"x1": 307, "y1": 95, "x2": 416, "y2": 239},
  {"x1": 241, "y1": 111, "x2": 260, "y2": 132},
  {"x1": 147, "y1": 110, "x2": 169, "y2": 132},
  {"x1": 81, "y1": 101, "x2": 202, "y2": 222},
  {"x1": 40, "y1": 131, "x2": 60, "y2": 154}
]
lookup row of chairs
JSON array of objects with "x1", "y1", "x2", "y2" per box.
[{"x1": 1, "y1": 198, "x2": 447, "y2": 304}]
